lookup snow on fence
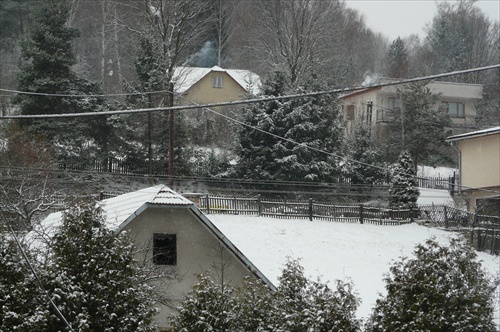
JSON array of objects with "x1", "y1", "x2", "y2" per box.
[
  {"x1": 57, "y1": 158, "x2": 457, "y2": 191},
  {"x1": 200, "y1": 195, "x2": 416, "y2": 226},
  {"x1": 200, "y1": 195, "x2": 500, "y2": 254}
]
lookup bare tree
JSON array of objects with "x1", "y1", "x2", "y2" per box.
[
  {"x1": 246, "y1": 0, "x2": 337, "y2": 88},
  {"x1": 0, "y1": 124, "x2": 61, "y2": 231}
]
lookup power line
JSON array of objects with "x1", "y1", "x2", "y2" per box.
[
  {"x1": 0, "y1": 64, "x2": 498, "y2": 120},
  {"x1": 170, "y1": 75, "x2": 500, "y2": 196},
  {"x1": 0, "y1": 87, "x2": 170, "y2": 98}
]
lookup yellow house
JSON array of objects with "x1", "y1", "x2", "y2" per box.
[
  {"x1": 173, "y1": 65, "x2": 261, "y2": 107},
  {"x1": 446, "y1": 127, "x2": 500, "y2": 213},
  {"x1": 339, "y1": 78, "x2": 483, "y2": 138},
  {"x1": 38, "y1": 186, "x2": 274, "y2": 330}
]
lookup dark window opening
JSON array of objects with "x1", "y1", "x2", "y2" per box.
[
  {"x1": 346, "y1": 105, "x2": 355, "y2": 121},
  {"x1": 153, "y1": 233, "x2": 177, "y2": 265}
]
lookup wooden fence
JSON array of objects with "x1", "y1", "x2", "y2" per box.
[
  {"x1": 199, "y1": 194, "x2": 500, "y2": 254},
  {"x1": 57, "y1": 157, "x2": 457, "y2": 192},
  {"x1": 200, "y1": 195, "x2": 416, "y2": 226}
]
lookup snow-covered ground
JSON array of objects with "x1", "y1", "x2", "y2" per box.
[
  {"x1": 209, "y1": 214, "x2": 500, "y2": 326},
  {"x1": 418, "y1": 165, "x2": 457, "y2": 178},
  {"x1": 417, "y1": 187, "x2": 455, "y2": 205}
]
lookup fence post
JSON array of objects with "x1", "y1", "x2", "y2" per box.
[
  {"x1": 233, "y1": 195, "x2": 237, "y2": 215},
  {"x1": 443, "y1": 206, "x2": 448, "y2": 228},
  {"x1": 409, "y1": 204, "x2": 414, "y2": 223},
  {"x1": 450, "y1": 172, "x2": 455, "y2": 197},
  {"x1": 491, "y1": 228, "x2": 496, "y2": 255},
  {"x1": 359, "y1": 204, "x2": 364, "y2": 224},
  {"x1": 309, "y1": 198, "x2": 313, "y2": 221},
  {"x1": 257, "y1": 195, "x2": 262, "y2": 216},
  {"x1": 206, "y1": 194, "x2": 210, "y2": 214},
  {"x1": 99, "y1": 191, "x2": 104, "y2": 201}
]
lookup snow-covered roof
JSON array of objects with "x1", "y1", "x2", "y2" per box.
[
  {"x1": 31, "y1": 186, "x2": 275, "y2": 290},
  {"x1": 446, "y1": 126, "x2": 500, "y2": 142},
  {"x1": 173, "y1": 66, "x2": 262, "y2": 95}
]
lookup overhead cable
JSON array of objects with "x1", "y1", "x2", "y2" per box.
[{"x1": 0, "y1": 64, "x2": 498, "y2": 120}]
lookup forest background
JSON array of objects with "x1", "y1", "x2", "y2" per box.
[{"x1": 0, "y1": 0, "x2": 498, "y2": 186}]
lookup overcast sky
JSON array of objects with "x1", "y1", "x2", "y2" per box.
[{"x1": 344, "y1": 0, "x2": 500, "y2": 41}]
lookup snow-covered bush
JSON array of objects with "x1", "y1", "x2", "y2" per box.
[
  {"x1": 366, "y1": 238, "x2": 496, "y2": 332},
  {"x1": 171, "y1": 258, "x2": 361, "y2": 331},
  {"x1": 268, "y1": 259, "x2": 361, "y2": 332},
  {"x1": 0, "y1": 235, "x2": 40, "y2": 331},
  {"x1": 171, "y1": 274, "x2": 238, "y2": 332}
]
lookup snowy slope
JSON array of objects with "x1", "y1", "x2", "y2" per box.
[{"x1": 209, "y1": 214, "x2": 499, "y2": 325}]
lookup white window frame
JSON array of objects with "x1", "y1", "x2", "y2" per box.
[
  {"x1": 212, "y1": 76, "x2": 223, "y2": 89},
  {"x1": 442, "y1": 101, "x2": 465, "y2": 118}
]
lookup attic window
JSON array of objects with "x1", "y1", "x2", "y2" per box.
[
  {"x1": 153, "y1": 233, "x2": 177, "y2": 265},
  {"x1": 212, "y1": 76, "x2": 223, "y2": 88}
]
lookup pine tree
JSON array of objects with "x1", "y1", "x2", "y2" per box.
[
  {"x1": 15, "y1": 0, "x2": 116, "y2": 161},
  {"x1": 125, "y1": 33, "x2": 193, "y2": 176},
  {"x1": 235, "y1": 72, "x2": 343, "y2": 182},
  {"x1": 48, "y1": 202, "x2": 156, "y2": 332},
  {"x1": 345, "y1": 123, "x2": 384, "y2": 185},
  {"x1": 366, "y1": 238, "x2": 496, "y2": 332},
  {"x1": 389, "y1": 150, "x2": 419, "y2": 208},
  {"x1": 386, "y1": 37, "x2": 409, "y2": 78},
  {"x1": 384, "y1": 82, "x2": 451, "y2": 167}
]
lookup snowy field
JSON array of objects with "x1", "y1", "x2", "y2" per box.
[{"x1": 209, "y1": 214, "x2": 500, "y2": 326}]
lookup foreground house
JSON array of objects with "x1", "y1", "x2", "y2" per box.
[
  {"x1": 339, "y1": 78, "x2": 483, "y2": 138},
  {"x1": 38, "y1": 186, "x2": 273, "y2": 330},
  {"x1": 446, "y1": 126, "x2": 500, "y2": 213}
]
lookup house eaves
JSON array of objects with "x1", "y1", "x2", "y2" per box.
[
  {"x1": 188, "y1": 206, "x2": 277, "y2": 291},
  {"x1": 339, "y1": 86, "x2": 381, "y2": 100},
  {"x1": 112, "y1": 186, "x2": 277, "y2": 291},
  {"x1": 446, "y1": 126, "x2": 500, "y2": 142}
]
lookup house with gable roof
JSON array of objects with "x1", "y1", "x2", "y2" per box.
[
  {"x1": 37, "y1": 185, "x2": 274, "y2": 330},
  {"x1": 339, "y1": 78, "x2": 483, "y2": 138},
  {"x1": 173, "y1": 65, "x2": 261, "y2": 107}
]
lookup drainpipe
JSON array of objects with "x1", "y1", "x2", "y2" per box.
[{"x1": 449, "y1": 142, "x2": 461, "y2": 195}]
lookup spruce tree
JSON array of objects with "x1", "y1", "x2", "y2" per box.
[
  {"x1": 366, "y1": 238, "x2": 496, "y2": 332},
  {"x1": 389, "y1": 150, "x2": 419, "y2": 208},
  {"x1": 48, "y1": 202, "x2": 156, "y2": 332},
  {"x1": 345, "y1": 123, "x2": 384, "y2": 185},
  {"x1": 384, "y1": 82, "x2": 451, "y2": 167},
  {"x1": 235, "y1": 72, "x2": 343, "y2": 182},
  {"x1": 126, "y1": 33, "x2": 193, "y2": 176},
  {"x1": 15, "y1": 0, "x2": 116, "y2": 160},
  {"x1": 386, "y1": 37, "x2": 409, "y2": 78}
]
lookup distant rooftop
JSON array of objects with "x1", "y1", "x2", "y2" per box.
[
  {"x1": 447, "y1": 126, "x2": 500, "y2": 142},
  {"x1": 173, "y1": 66, "x2": 262, "y2": 95}
]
